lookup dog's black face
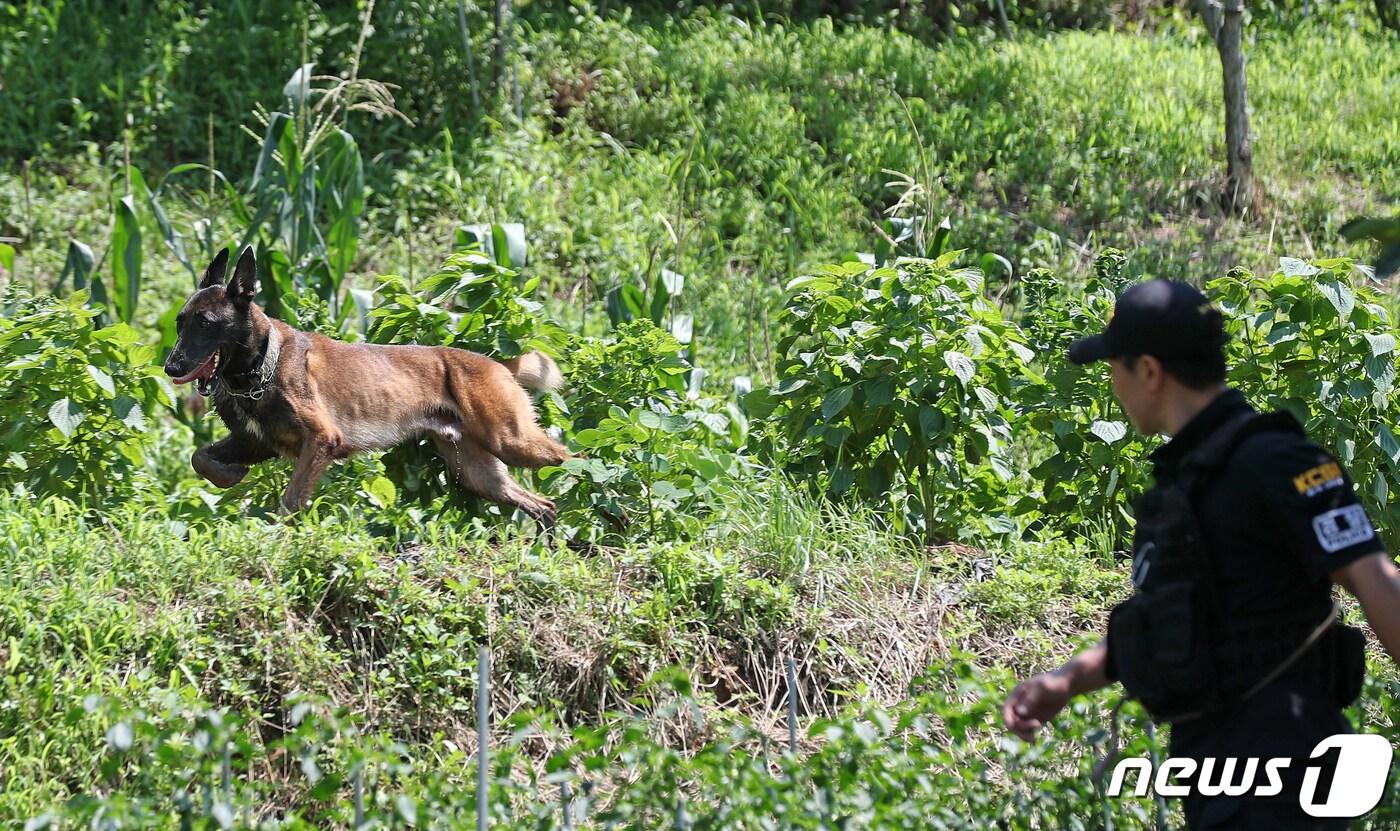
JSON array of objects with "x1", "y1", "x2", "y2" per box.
[{"x1": 164, "y1": 247, "x2": 259, "y2": 396}]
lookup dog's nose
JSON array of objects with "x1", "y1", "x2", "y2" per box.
[{"x1": 163, "y1": 355, "x2": 183, "y2": 376}]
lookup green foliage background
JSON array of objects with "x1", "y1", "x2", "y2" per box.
[{"x1": 4, "y1": 0, "x2": 1400, "y2": 826}]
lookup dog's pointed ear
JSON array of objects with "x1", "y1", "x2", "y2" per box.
[
  {"x1": 200, "y1": 248, "x2": 230, "y2": 290},
  {"x1": 228, "y1": 247, "x2": 258, "y2": 305}
]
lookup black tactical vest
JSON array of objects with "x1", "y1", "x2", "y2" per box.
[{"x1": 1108, "y1": 409, "x2": 1367, "y2": 722}]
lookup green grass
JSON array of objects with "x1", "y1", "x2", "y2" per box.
[
  {"x1": 4, "y1": 3, "x2": 1400, "y2": 824},
  {"x1": 2, "y1": 480, "x2": 1124, "y2": 817}
]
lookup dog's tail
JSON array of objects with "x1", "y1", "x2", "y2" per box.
[{"x1": 503, "y1": 351, "x2": 564, "y2": 393}]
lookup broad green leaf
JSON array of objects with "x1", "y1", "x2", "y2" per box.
[
  {"x1": 113, "y1": 396, "x2": 147, "y2": 433},
  {"x1": 1365, "y1": 333, "x2": 1396, "y2": 356},
  {"x1": 830, "y1": 465, "x2": 854, "y2": 495},
  {"x1": 349, "y1": 288, "x2": 376, "y2": 333},
  {"x1": 943, "y1": 350, "x2": 976, "y2": 385},
  {"x1": 323, "y1": 129, "x2": 365, "y2": 287},
  {"x1": 306, "y1": 773, "x2": 342, "y2": 801},
  {"x1": 1279, "y1": 257, "x2": 1320, "y2": 277},
  {"x1": 47, "y1": 398, "x2": 84, "y2": 439},
  {"x1": 1378, "y1": 426, "x2": 1400, "y2": 464},
  {"x1": 1316, "y1": 278, "x2": 1355, "y2": 321},
  {"x1": 742, "y1": 388, "x2": 779, "y2": 418},
  {"x1": 572, "y1": 428, "x2": 606, "y2": 448},
  {"x1": 822, "y1": 294, "x2": 855, "y2": 315},
  {"x1": 773, "y1": 377, "x2": 809, "y2": 396},
  {"x1": 0, "y1": 243, "x2": 14, "y2": 275},
  {"x1": 85, "y1": 365, "x2": 116, "y2": 397},
  {"x1": 1365, "y1": 354, "x2": 1396, "y2": 396},
  {"x1": 928, "y1": 215, "x2": 953, "y2": 258},
  {"x1": 864, "y1": 376, "x2": 896, "y2": 408},
  {"x1": 1006, "y1": 341, "x2": 1036, "y2": 363},
  {"x1": 605, "y1": 282, "x2": 646, "y2": 327},
  {"x1": 1090, "y1": 420, "x2": 1127, "y2": 444},
  {"x1": 821, "y1": 385, "x2": 855, "y2": 420},
  {"x1": 918, "y1": 405, "x2": 945, "y2": 436},
  {"x1": 362, "y1": 475, "x2": 397, "y2": 509}
]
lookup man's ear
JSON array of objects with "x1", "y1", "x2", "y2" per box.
[
  {"x1": 200, "y1": 248, "x2": 230, "y2": 290},
  {"x1": 228, "y1": 247, "x2": 258, "y2": 305},
  {"x1": 1141, "y1": 354, "x2": 1167, "y2": 391}
]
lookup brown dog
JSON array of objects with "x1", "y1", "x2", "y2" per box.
[{"x1": 163, "y1": 247, "x2": 570, "y2": 522}]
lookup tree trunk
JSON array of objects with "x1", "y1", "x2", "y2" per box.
[
  {"x1": 1215, "y1": 0, "x2": 1254, "y2": 213},
  {"x1": 1194, "y1": 0, "x2": 1221, "y2": 38},
  {"x1": 457, "y1": 0, "x2": 481, "y2": 114},
  {"x1": 493, "y1": 0, "x2": 512, "y2": 99},
  {"x1": 925, "y1": 0, "x2": 955, "y2": 36},
  {"x1": 993, "y1": 0, "x2": 1010, "y2": 36}
]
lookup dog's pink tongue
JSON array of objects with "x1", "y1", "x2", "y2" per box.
[{"x1": 172, "y1": 353, "x2": 216, "y2": 385}]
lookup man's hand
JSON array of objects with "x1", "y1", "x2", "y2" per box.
[
  {"x1": 1003, "y1": 671, "x2": 1073, "y2": 742},
  {"x1": 1002, "y1": 639, "x2": 1113, "y2": 741}
]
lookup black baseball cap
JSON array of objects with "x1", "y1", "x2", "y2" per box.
[{"x1": 1068, "y1": 279, "x2": 1226, "y2": 366}]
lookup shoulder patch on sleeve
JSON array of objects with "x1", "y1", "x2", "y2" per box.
[
  {"x1": 1311, "y1": 504, "x2": 1375, "y2": 553},
  {"x1": 1293, "y1": 460, "x2": 1344, "y2": 497}
]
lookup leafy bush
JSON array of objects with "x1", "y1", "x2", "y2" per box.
[
  {"x1": 543, "y1": 319, "x2": 745, "y2": 544},
  {"x1": 367, "y1": 249, "x2": 568, "y2": 357},
  {"x1": 27, "y1": 657, "x2": 1185, "y2": 830},
  {"x1": 1013, "y1": 251, "x2": 1150, "y2": 544},
  {"x1": 0, "y1": 288, "x2": 172, "y2": 504},
  {"x1": 1212, "y1": 256, "x2": 1400, "y2": 550},
  {"x1": 746, "y1": 255, "x2": 1033, "y2": 543}
]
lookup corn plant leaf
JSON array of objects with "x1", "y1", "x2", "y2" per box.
[
  {"x1": 606, "y1": 282, "x2": 646, "y2": 327},
  {"x1": 58, "y1": 240, "x2": 95, "y2": 294},
  {"x1": 322, "y1": 129, "x2": 364, "y2": 290},
  {"x1": 282, "y1": 62, "x2": 315, "y2": 109},
  {"x1": 108, "y1": 195, "x2": 142, "y2": 324}
]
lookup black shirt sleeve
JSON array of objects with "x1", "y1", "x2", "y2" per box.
[{"x1": 1239, "y1": 433, "x2": 1386, "y2": 581}]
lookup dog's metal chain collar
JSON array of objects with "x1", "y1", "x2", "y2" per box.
[{"x1": 221, "y1": 326, "x2": 281, "y2": 402}]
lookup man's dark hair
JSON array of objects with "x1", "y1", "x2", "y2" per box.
[{"x1": 1121, "y1": 352, "x2": 1227, "y2": 390}]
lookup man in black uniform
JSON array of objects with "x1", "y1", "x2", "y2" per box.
[{"x1": 1002, "y1": 280, "x2": 1400, "y2": 828}]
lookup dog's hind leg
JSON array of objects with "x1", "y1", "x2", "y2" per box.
[
  {"x1": 193, "y1": 434, "x2": 276, "y2": 488},
  {"x1": 487, "y1": 428, "x2": 571, "y2": 470},
  {"x1": 433, "y1": 436, "x2": 557, "y2": 526}
]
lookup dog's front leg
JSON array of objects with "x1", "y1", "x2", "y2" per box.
[
  {"x1": 280, "y1": 434, "x2": 339, "y2": 514},
  {"x1": 193, "y1": 434, "x2": 275, "y2": 488}
]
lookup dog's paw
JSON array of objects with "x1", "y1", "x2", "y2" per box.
[{"x1": 192, "y1": 452, "x2": 249, "y2": 489}]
